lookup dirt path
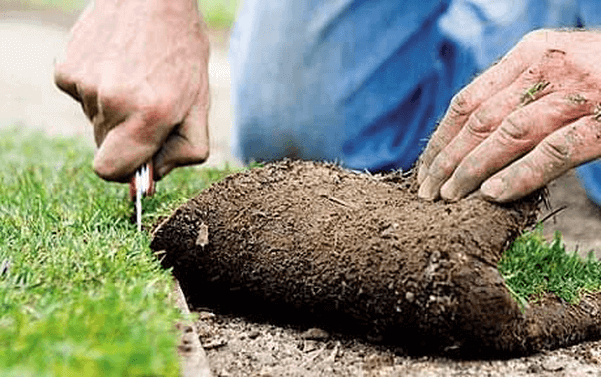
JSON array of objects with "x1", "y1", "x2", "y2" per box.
[{"x1": 2, "y1": 8, "x2": 601, "y2": 376}]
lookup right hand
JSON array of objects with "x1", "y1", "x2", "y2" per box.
[{"x1": 54, "y1": 0, "x2": 211, "y2": 183}]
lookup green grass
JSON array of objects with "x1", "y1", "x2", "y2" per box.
[
  {"x1": 0, "y1": 128, "x2": 237, "y2": 376},
  {"x1": 199, "y1": 0, "x2": 240, "y2": 29},
  {"x1": 9, "y1": 0, "x2": 241, "y2": 29},
  {"x1": 499, "y1": 225, "x2": 601, "y2": 309}
]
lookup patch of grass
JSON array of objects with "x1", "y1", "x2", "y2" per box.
[
  {"x1": 199, "y1": 0, "x2": 240, "y2": 29},
  {"x1": 499, "y1": 225, "x2": 601, "y2": 308},
  {"x1": 0, "y1": 128, "x2": 237, "y2": 376}
]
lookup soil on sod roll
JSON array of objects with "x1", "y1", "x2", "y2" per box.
[{"x1": 151, "y1": 160, "x2": 601, "y2": 356}]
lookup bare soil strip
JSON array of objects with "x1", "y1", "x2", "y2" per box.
[{"x1": 151, "y1": 160, "x2": 601, "y2": 357}]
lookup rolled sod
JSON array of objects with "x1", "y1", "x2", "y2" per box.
[{"x1": 151, "y1": 160, "x2": 601, "y2": 356}]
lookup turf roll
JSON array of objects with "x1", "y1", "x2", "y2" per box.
[{"x1": 150, "y1": 160, "x2": 601, "y2": 356}]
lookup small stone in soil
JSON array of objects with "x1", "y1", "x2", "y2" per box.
[
  {"x1": 301, "y1": 327, "x2": 329, "y2": 341},
  {"x1": 247, "y1": 330, "x2": 261, "y2": 339},
  {"x1": 203, "y1": 338, "x2": 228, "y2": 350},
  {"x1": 198, "y1": 311, "x2": 216, "y2": 321}
]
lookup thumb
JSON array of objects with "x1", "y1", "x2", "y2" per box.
[
  {"x1": 153, "y1": 94, "x2": 210, "y2": 180},
  {"x1": 93, "y1": 114, "x2": 158, "y2": 183}
]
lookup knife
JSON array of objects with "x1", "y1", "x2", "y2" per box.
[{"x1": 129, "y1": 162, "x2": 156, "y2": 231}]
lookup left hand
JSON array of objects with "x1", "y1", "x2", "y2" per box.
[{"x1": 417, "y1": 29, "x2": 601, "y2": 203}]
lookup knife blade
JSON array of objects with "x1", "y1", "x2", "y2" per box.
[{"x1": 129, "y1": 162, "x2": 155, "y2": 231}]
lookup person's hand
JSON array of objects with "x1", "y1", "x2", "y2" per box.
[
  {"x1": 54, "y1": 0, "x2": 210, "y2": 182},
  {"x1": 417, "y1": 29, "x2": 601, "y2": 202}
]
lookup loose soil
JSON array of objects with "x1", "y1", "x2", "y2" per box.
[{"x1": 153, "y1": 160, "x2": 601, "y2": 376}]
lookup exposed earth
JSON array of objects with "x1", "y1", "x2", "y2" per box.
[
  {"x1": 2, "y1": 6, "x2": 601, "y2": 376},
  {"x1": 197, "y1": 313, "x2": 601, "y2": 376},
  {"x1": 154, "y1": 161, "x2": 601, "y2": 376}
]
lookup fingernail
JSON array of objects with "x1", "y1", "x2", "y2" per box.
[
  {"x1": 440, "y1": 180, "x2": 459, "y2": 202},
  {"x1": 481, "y1": 177, "x2": 504, "y2": 200},
  {"x1": 418, "y1": 176, "x2": 440, "y2": 201},
  {"x1": 417, "y1": 163, "x2": 427, "y2": 185}
]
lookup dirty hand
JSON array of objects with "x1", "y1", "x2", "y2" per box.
[
  {"x1": 418, "y1": 30, "x2": 601, "y2": 202},
  {"x1": 54, "y1": 0, "x2": 210, "y2": 182}
]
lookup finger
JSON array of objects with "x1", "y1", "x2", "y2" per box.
[
  {"x1": 481, "y1": 115, "x2": 601, "y2": 202},
  {"x1": 440, "y1": 91, "x2": 597, "y2": 201},
  {"x1": 418, "y1": 68, "x2": 554, "y2": 200},
  {"x1": 417, "y1": 32, "x2": 545, "y2": 184},
  {"x1": 153, "y1": 93, "x2": 210, "y2": 180},
  {"x1": 93, "y1": 113, "x2": 159, "y2": 183}
]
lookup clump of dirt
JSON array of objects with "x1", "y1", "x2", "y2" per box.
[{"x1": 151, "y1": 160, "x2": 601, "y2": 356}]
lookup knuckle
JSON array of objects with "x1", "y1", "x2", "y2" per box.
[
  {"x1": 430, "y1": 153, "x2": 456, "y2": 180},
  {"x1": 142, "y1": 100, "x2": 174, "y2": 126},
  {"x1": 449, "y1": 90, "x2": 474, "y2": 117},
  {"x1": 497, "y1": 117, "x2": 529, "y2": 143},
  {"x1": 465, "y1": 111, "x2": 495, "y2": 136},
  {"x1": 139, "y1": 90, "x2": 179, "y2": 122},
  {"x1": 539, "y1": 138, "x2": 571, "y2": 166}
]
